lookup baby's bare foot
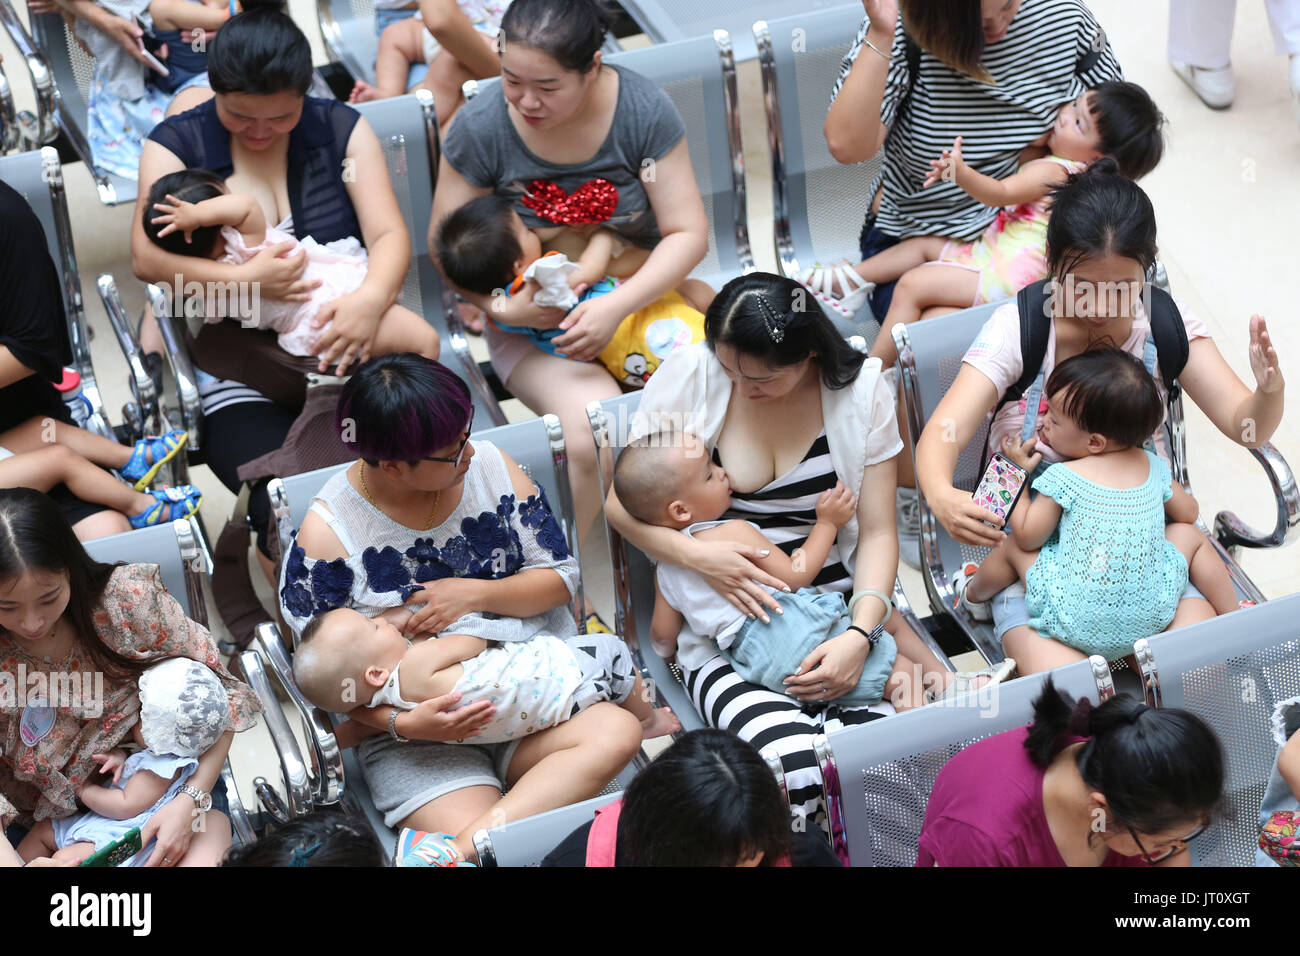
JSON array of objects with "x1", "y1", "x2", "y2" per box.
[
  {"x1": 350, "y1": 81, "x2": 381, "y2": 104},
  {"x1": 641, "y1": 706, "x2": 681, "y2": 739}
]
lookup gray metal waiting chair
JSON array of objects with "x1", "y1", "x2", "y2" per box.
[
  {"x1": 0, "y1": 0, "x2": 133, "y2": 203},
  {"x1": 473, "y1": 792, "x2": 618, "y2": 868},
  {"x1": 619, "y1": 0, "x2": 852, "y2": 62},
  {"x1": 83, "y1": 518, "x2": 258, "y2": 848},
  {"x1": 892, "y1": 301, "x2": 1300, "y2": 667},
  {"x1": 586, "y1": 382, "x2": 951, "y2": 742},
  {"x1": 753, "y1": 5, "x2": 883, "y2": 341},
  {"x1": 466, "y1": 29, "x2": 753, "y2": 292},
  {"x1": 0, "y1": 146, "x2": 121, "y2": 441},
  {"x1": 1133, "y1": 594, "x2": 1300, "y2": 866},
  {"x1": 815, "y1": 654, "x2": 1115, "y2": 866},
  {"x1": 0, "y1": 49, "x2": 41, "y2": 153}
]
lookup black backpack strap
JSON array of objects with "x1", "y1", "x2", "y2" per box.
[
  {"x1": 1002, "y1": 279, "x2": 1055, "y2": 411},
  {"x1": 1075, "y1": 47, "x2": 1101, "y2": 76},
  {"x1": 1146, "y1": 286, "x2": 1190, "y2": 399}
]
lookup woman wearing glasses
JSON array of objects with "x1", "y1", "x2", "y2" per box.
[
  {"x1": 277, "y1": 354, "x2": 642, "y2": 865},
  {"x1": 916, "y1": 678, "x2": 1224, "y2": 867}
]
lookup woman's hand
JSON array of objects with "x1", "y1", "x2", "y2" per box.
[
  {"x1": 398, "y1": 692, "x2": 497, "y2": 741},
  {"x1": 27, "y1": 0, "x2": 59, "y2": 13},
  {"x1": 310, "y1": 286, "x2": 386, "y2": 375},
  {"x1": 693, "y1": 538, "x2": 791, "y2": 621},
  {"x1": 934, "y1": 484, "x2": 1006, "y2": 548},
  {"x1": 1248, "y1": 314, "x2": 1284, "y2": 394},
  {"x1": 863, "y1": 0, "x2": 899, "y2": 37},
  {"x1": 784, "y1": 630, "x2": 871, "y2": 702},
  {"x1": 401, "y1": 579, "x2": 484, "y2": 636},
  {"x1": 140, "y1": 793, "x2": 199, "y2": 867},
  {"x1": 550, "y1": 295, "x2": 625, "y2": 362},
  {"x1": 89, "y1": 749, "x2": 128, "y2": 786},
  {"x1": 483, "y1": 287, "x2": 567, "y2": 330},
  {"x1": 243, "y1": 241, "x2": 318, "y2": 301},
  {"x1": 150, "y1": 194, "x2": 203, "y2": 244},
  {"x1": 1000, "y1": 434, "x2": 1042, "y2": 473},
  {"x1": 924, "y1": 136, "x2": 966, "y2": 188},
  {"x1": 97, "y1": 11, "x2": 152, "y2": 67}
]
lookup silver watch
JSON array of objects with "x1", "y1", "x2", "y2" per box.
[{"x1": 177, "y1": 785, "x2": 212, "y2": 813}]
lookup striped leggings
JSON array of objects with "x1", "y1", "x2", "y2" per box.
[{"x1": 682, "y1": 654, "x2": 892, "y2": 826}]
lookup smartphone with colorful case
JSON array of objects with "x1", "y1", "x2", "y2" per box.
[
  {"x1": 78, "y1": 828, "x2": 143, "y2": 867},
  {"x1": 971, "y1": 453, "x2": 1028, "y2": 529}
]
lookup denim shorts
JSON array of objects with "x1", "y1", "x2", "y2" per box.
[
  {"x1": 991, "y1": 580, "x2": 1208, "y2": 641},
  {"x1": 374, "y1": 6, "x2": 418, "y2": 35}
]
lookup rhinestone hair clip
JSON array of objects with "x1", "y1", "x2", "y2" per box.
[{"x1": 756, "y1": 292, "x2": 789, "y2": 343}]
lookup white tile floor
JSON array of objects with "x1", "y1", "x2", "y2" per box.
[{"x1": 3, "y1": 0, "x2": 1298, "y2": 814}]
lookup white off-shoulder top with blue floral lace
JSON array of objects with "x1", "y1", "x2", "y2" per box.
[{"x1": 277, "y1": 440, "x2": 579, "y2": 642}]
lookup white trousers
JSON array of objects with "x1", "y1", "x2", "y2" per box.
[{"x1": 1169, "y1": 0, "x2": 1300, "y2": 65}]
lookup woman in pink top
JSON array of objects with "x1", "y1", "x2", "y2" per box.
[
  {"x1": 917, "y1": 678, "x2": 1224, "y2": 867},
  {"x1": 915, "y1": 163, "x2": 1284, "y2": 672}
]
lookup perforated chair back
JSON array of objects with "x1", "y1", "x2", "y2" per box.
[
  {"x1": 821, "y1": 655, "x2": 1112, "y2": 866},
  {"x1": 755, "y1": 6, "x2": 884, "y2": 339},
  {"x1": 1135, "y1": 595, "x2": 1300, "y2": 867},
  {"x1": 620, "y1": 0, "x2": 851, "y2": 61},
  {"x1": 587, "y1": 392, "x2": 706, "y2": 733},
  {"x1": 25, "y1": 9, "x2": 134, "y2": 203},
  {"x1": 467, "y1": 31, "x2": 752, "y2": 291},
  {"x1": 352, "y1": 91, "x2": 506, "y2": 426},
  {"x1": 83, "y1": 519, "x2": 210, "y2": 626},
  {"x1": 473, "y1": 792, "x2": 617, "y2": 867},
  {"x1": 317, "y1": 0, "x2": 380, "y2": 86},
  {"x1": 270, "y1": 413, "x2": 584, "y2": 636},
  {"x1": 0, "y1": 146, "x2": 113, "y2": 438}
]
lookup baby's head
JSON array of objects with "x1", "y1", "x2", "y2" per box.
[
  {"x1": 1050, "y1": 81, "x2": 1165, "y2": 179},
  {"x1": 1040, "y1": 348, "x2": 1164, "y2": 458},
  {"x1": 143, "y1": 168, "x2": 229, "y2": 260},
  {"x1": 435, "y1": 195, "x2": 543, "y2": 297},
  {"x1": 292, "y1": 608, "x2": 408, "y2": 713},
  {"x1": 137, "y1": 657, "x2": 230, "y2": 758},
  {"x1": 614, "y1": 429, "x2": 731, "y2": 530}
]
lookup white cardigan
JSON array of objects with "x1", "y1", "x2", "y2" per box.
[{"x1": 630, "y1": 342, "x2": 903, "y2": 666}]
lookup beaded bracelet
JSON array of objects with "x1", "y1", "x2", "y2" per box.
[{"x1": 848, "y1": 589, "x2": 893, "y2": 620}]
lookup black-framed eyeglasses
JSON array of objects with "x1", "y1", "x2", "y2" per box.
[
  {"x1": 1126, "y1": 823, "x2": 1207, "y2": 865},
  {"x1": 422, "y1": 410, "x2": 474, "y2": 465}
]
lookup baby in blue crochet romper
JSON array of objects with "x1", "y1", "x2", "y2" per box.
[
  {"x1": 954, "y1": 348, "x2": 1238, "y2": 664},
  {"x1": 613, "y1": 434, "x2": 926, "y2": 710}
]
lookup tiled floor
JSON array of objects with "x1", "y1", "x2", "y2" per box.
[{"x1": 3, "y1": 0, "x2": 1297, "y2": 813}]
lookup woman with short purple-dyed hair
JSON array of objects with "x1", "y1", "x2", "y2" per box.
[{"x1": 277, "y1": 352, "x2": 641, "y2": 866}]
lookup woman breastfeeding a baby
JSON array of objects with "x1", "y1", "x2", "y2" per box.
[{"x1": 278, "y1": 354, "x2": 644, "y2": 867}]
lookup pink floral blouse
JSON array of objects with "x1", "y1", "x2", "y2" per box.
[{"x1": 0, "y1": 564, "x2": 260, "y2": 828}]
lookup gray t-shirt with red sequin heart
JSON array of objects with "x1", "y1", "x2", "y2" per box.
[{"x1": 442, "y1": 64, "x2": 686, "y2": 250}]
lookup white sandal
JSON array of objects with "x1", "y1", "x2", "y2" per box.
[
  {"x1": 925, "y1": 658, "x2": 1017, "y2": 704},
  {"x1": 796, "y1": 261, "x2": 874, "y2": 318}
]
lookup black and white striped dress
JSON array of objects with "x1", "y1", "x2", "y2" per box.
[
  {"x1": 830, "y1": 0, "x2": 1122, "y2": 241},
  {"x1": 682, "y1": 432, "x2": 889, "y2": 824}
]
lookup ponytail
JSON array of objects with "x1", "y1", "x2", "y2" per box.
[{"x1": 1024, "y1": 678, "x2": 1226, "y2": 836}]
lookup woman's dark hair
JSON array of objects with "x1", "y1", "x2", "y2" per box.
[
  {"x1": 1024, "y1": 677, "x2": 1225, "y2": 839},
  {"x1": 337, "y1": 354, "x2": 473, "y2": 465},
  {"x1": 1045, "y1": 158, "x2": 1158, "y2": 282},
  {"x1": 143, "y1": 169, "x2": 227, "y2": 259},
  {"x1": 500, "y1": 0, "x2": 612, "y2": 73},
  {"x1": 434, "y1": 195, "x2": 522, "y2": 296},
  {"x1": 705, "y1": 273, "x2": 866, "y2": 390},
  {"x1": 222, "y1": 810, "x2": 384, "y2": 866},
  {"x1": 0, "y1": 489, "x2": 148, "y2": 679},
  {"x1": 1045, "y1": 348, "x2": 1164, "y2": 448},
  {"x1": 900, "y1": 0, "x2": 990, "y2": 81},
  {"x1": 1087, "y1": 81, "x2": 1166, "y2": 180},
  {"x1": 207, "y1": 9, "x2": 313, "y2": 96},
  {"x1": 620, "y1": 729, "x2": 793, "y2": 866}
]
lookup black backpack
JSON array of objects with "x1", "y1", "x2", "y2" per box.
[{"x1": 1000, "y1": 278, "x2": 1190, "y2": 417}]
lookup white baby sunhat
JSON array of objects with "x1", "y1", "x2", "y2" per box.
[{"x1": 138, "y1": 658, "x2": 230, "y2": 758}]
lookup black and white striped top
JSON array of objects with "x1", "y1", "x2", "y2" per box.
[
  {"x1": 713, "y1": 431, "x2": 851, "y2": 592},
  {"x1": 829, "y1": 0, "x2": 1122, "y2": 241}
]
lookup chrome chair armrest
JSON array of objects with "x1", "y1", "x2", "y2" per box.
[
  {"x1": 97, "y1": 273, "x2": 160, "y2": 429},
  {"x1": 221, "y1": 758, "x2": 257, "y2": 846},
  {"x1": 146, "y1": 283, "x2": 203, "y2": 451},
  {"x1": 238, "y1": 649, "x2": 314, "y2": 822},
  {"x1": 1213, "y1": 442, "x2": 1300, "y2": 553},
  {"x1": 0, "y1": 0, "x2": 59, "y2": 144},
  {"x1": 253, "y1": 621, "x2": 344, "y2": 807},
  {"x1": 0, "y1": 62, "x2": 18, "y2": 153}
]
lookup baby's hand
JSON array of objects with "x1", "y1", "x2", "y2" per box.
[
  {"x1": 924, "y1": 135, "x2": 966, "y2": 188},
  {"x1": 150, "y1": 194, "x2": 205, "y2": 244},
  {"x1": 90, "y1": 749, "x2": 128, "y2": 786},
  {"x1": 1001, "y1": 435, "x2": 1042, "y2": 473},
  {"x1": 815, "y1": 481, "x2": 858, "y2": 527}
]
